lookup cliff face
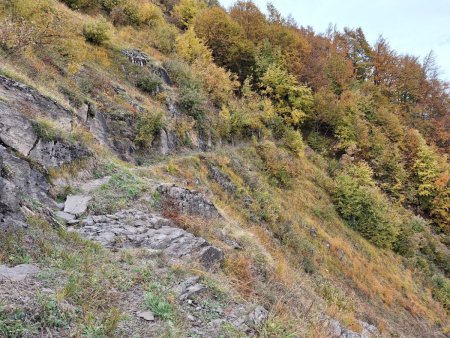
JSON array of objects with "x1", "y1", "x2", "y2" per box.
[{"x1": 0, "y1": 0, "x2": 448, "y2": 337}]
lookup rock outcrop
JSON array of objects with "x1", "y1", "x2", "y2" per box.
[
  {"x1": 0, "y1": 75, "x2": 73, "y2": 131},
  {"x1": 29, "y1": 139, "x2": 91, "y2": 170},
  {"x1": 71, "y1": 209, "x2": 224, "y2": 269},
  {"x1": 206, "y1": 162, "x2": 236, "y2": 194},
  {"x1": 157, "y1": 184, "x2": 220, "y2": 218},
  {"x1": 0, "y1": 75, "x2": 92, "y2": 227},
  {"x1": 122, "y1": 49, "x2": 150, "y2": 67},
  {"x1": 0, "y1": 145, "x2": 51, "y2": 228}
]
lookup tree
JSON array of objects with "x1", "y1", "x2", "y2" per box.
[
  {"x1": 193, "y1": 7, "x2": 256, "y2": 82},
  {"x1": 176, "y1": 28, "x2": 212, "y2": 64},
  {"x1": 372, "y1": 36, "x2": 398, "y2": 90},
  {"x1": 338, "y1": 28, "x2": 374, "y2": 82},
  {"x1": 412, "y1": 143, "x2": 440, "y2": 209},
  {"x1": 173, "y1": 0, "x2": 207, "y2": 29},
  {"x1": 230, "y1": 0, "x2": 267, "y2": 43},
  {"x1": 259, "y1": 64, "x2": 313, "y2": 128},
  {"x1": 334, "y1": 164, "x2": 399, "y2": 248},
  {"x1": 431, "y1": 172, "x2": 450, "y2": 234}
]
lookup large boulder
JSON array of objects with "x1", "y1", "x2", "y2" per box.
[
  {"x1": 0, "y1": 145, "x2": 51, "y2": 227},
  {"x1": 29, "y1": 139, "x2": 90, "y2": 170},
  {"x1": 64, "y1": 195, "x2": 92, "y2": 217},
  {"x1": 157, "y1": 184, "x2": 220, "y2": 219},
  {"x1": 0, "y1": 103, "x2": 38, "y2": 156}
]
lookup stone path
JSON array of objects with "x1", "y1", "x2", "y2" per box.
[{"x1": 70, "y1": 209, "x2": 224, "y2": 269}]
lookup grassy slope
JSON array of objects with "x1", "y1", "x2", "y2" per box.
[{"x1": 144, "y1": 145, "x2": 449, "y2": 336}]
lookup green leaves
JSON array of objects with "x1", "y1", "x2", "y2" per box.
[
  {"x1": 259, "y1": 64, "x2": 313, "y2": 127},
  {"x1": 334, "y1": 164, "x2": 399, "y2": 248}
]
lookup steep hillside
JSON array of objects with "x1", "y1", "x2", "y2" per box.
[{"x1": 0, "y1": 0, "x2": 449, "y2": 337}]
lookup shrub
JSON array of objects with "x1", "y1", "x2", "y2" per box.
[
  {"x1": 178, "y1": 85, "x2": 206, "y2": 119},
  {"x1": 176, "y1": 29, "x2": 212, "y2": 64},
  {"x1": 256, "y1": 141, "x2": 298, "y2": 188},
  {"x1": 62, "y1": 0, "x2": 98, "y2": 10},
  {"x1": 282, "y1": 128, "x2": 304, "y2": 157},
  {"x1": 164, "y1": 59, "x2": 206, "y2": 119},
  {"x1": 123, "y1": 0, "x2": 163, "y2": 27},
  {"x1": 82, "y1": 18, "x2": 110, "y2": 45},
  {"x1": 136, "y1": 73, "x2": 163, "y2": 95},
  {"x1": 334, "y1": 171, "x2": 399, "y2": 248},
  {"x1": 151, "y1": 23, "x2": 178, "y2": 53},
  {"x1": 307, "y1": 132, "x2": 331, "y2": 154},
  {"x1": 103, "y1": 0, "x2": 124, "y2": 12},
  {"x1": 135, "y1": 111, "x2": 165, "y2": 147},
  {"x1": 431, "y1": 275, "x2": 450, "y2": 311}
]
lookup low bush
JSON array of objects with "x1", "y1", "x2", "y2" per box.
[
  {"x1": 144, "y1": 283, "x2": 175, "y2": 320},
  {"x1": 150, "y1": 23, "x2": 178, "y2": 53},
  {"x1": 256, "y1": 141, "x2": 298, "y2": 188},
  {"x1": 82, "y1": 18, "x2": 110, "y2": 45},
  {"x1": 136, "y1": 73, "x2": 163, "y2": 95},
  {"x1": 135, "y1": 110, "x2": 165, "y2": 147},
  {"x1": 123, "y1": 0, "x2": 163, "y2": 27},
  {"x1": 102, "y1": 0, "x2": 124, "y2": 12},
  {"x1": 431, "y1": 275, "x2": 450, "y2": 311},
  {"x1": 333, "y1": 167, "x2": 399, "y2": 248},
  {"x1": 164, "y1": 59, "x2": 206, "y2": 119},
  {"x1": 62, "y1": 0, "x2": 98, "y2": 10}
]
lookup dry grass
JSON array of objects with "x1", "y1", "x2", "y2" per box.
[{"x1": 153, "y1": 147, "x2": 449, "y2": 336}]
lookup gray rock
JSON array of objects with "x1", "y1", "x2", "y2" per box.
[
  {"x1": 174, "y1": 277, "x2": 206, "y2": 301},
  {"x1": 326, "y1": 318, "x2": 376, "y2": 338},
  {"x1": 64, "y1": 195, "x2": 91, "y2": 216},
  {"x1": 79, "y1": 176, "x2": 111, "y2": 193},
  {"x1": 75, "y1": 103, "x2": 89, "y2": 122},
  {"x1": 0, "y1": 264, "x2": 39, "y2": 282},
  {"x1": 136, "y1": 311, "x2": 155, "y2": 321},
  {"x1": 87, "y1": 111, "x2": 110, "y2": 147},
  {"x1": 0, "y1": 103, "x2": 37, "y2": 156},
  {"x1": 122, "y1": 49, "x2": 150, "y2": 67},
  {"x1": 151, "y1": 65, "x2": 172, "y2": 85},
  {"x1": 157, "y1": 184, "x2": 220, "y2": 218},
  {"x1": 248, "y1": 306, "x2": 268, "y2": 327},
  {"x1": 359, "y1": 320, "x2": 381, "y2": 338},
  {"x1": 0, "y1": 145, "x2": 51, "y2": 225},
  {"x1": 199, "y1": 246, "x2": 224, "y2": 269},
  {"x1": 75, "y1": 209, "x2": 224, "y2": 267},
  {"x1": 55, "y1": 211, "x2": 76, "y2": 223},
  {"x1": 0, "y1": 75, "x2": 73, "y2": 131},
  {"x1": 29, "y1": 139, "x2": 91, "y2": 169},
  {"x1": 160, "y1": 129, "x2": 169, "y2": 155},
  {"x1": 207, "y1": 163, "x2": 236, "y2": 194}
]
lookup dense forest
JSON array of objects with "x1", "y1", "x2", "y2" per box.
[{"x1": 0, "y1": 0, "x2": 449, "y2": 336}]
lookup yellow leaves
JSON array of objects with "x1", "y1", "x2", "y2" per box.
[
  {"x1": 176, "y1": 29, "x2": 238, "y2": 106},
  {"x1": 123, "y1": 0, "x2": 163, "y2": 27},
  {"x1": 176, "y1": 29, "x2": 212, "y2": 64},
  {"x1": 284, "y1": 108, "x2": 305, "y2": 126},
  {"x1": 173, "y1": 0, "x2": 207, "y2": 29},
  {"x1": 260, "y1": 64, "x2": 313, "y2": 127}
]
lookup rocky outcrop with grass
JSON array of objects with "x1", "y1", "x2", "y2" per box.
[{"x1": 71, "y1": 209, "x2": 224, "y2": 269}]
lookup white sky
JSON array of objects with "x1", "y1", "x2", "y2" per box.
[{"x1": 219, "y1": 0, "x2": 450, "y2": 82}]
